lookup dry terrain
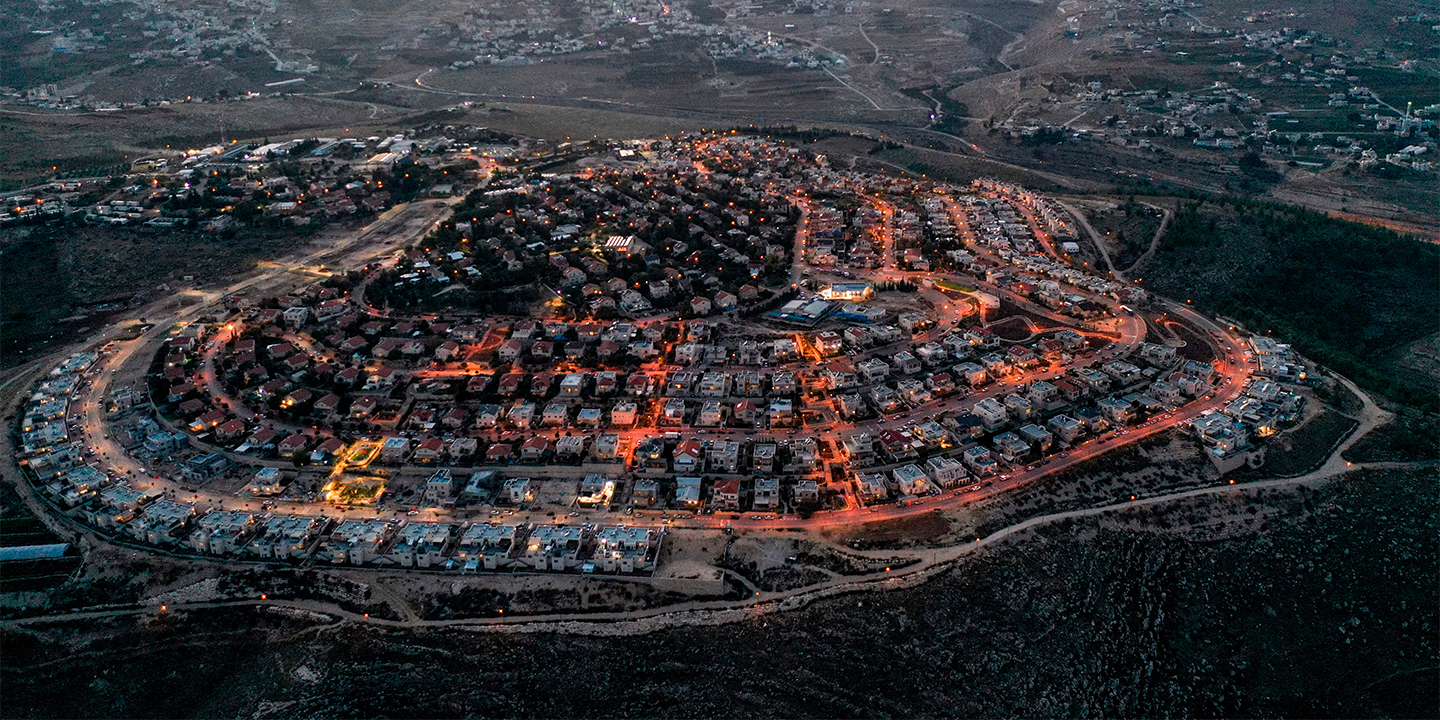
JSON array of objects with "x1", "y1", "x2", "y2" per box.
[{"x1": 2, "y1": 465, "x2": 1433, "y2": 718}]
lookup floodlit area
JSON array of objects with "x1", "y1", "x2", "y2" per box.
[{"x1": 7, "y1": 133, "x2": 1292, "y2": 581}]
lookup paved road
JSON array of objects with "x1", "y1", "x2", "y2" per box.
[
  {"x1": 4, "y1": 396, "x2": 1414, "y2": 636},
  {"x1": 15, "y1": 173, "x2": 1258, "y2": 578},
  {"x1": 74, "y1": 201, "x2": 456, "y2": 496},
  {"x1": 69, "y1": 178, "x2": 1231, "y2": 534}
]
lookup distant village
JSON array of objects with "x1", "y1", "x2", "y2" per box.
[
  {"x1": 987, "y1": 3, "x2": 1437, "y2": 175},
  {"x1": 3, "y1": 124, "x2": 530, "y2": 228},
  {"x1": 8, "y1": 0, "x2": 1433, "y2": 184}
]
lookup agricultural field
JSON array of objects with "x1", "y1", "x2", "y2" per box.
[{"x1": 862, "y1": 142, "x2": 1076, "y2": 190}]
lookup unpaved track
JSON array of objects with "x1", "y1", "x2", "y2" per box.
[
  {"x1": 4, "y1": 375, "x2": 1418, "y2": 637},
  {"x1": 1119, "y1": 203, "x2": 1173, "y2": 278}
]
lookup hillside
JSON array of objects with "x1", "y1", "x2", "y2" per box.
[
  {"x1": 1137, "y1": 199, "x2": 1440, "y2": 411},
  {"x1": 2, "y1": 467, "x2": 1432, "y2": 718}
]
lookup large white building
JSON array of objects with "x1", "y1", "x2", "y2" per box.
[
  {"x1": 892, "y1": 464, "x2": 931, "y2": 496},
  {"x1": 818, "y1": 282, "x2": 875, "y2": 301},
  {"x1": 923, "y1": 456, "x2": 967, "y2": 488}
]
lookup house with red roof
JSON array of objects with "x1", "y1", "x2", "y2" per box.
[
  {"x1": 190, "y1": 409, "x2": 227, "y2": 433},
  {"x1": 245, "y1": 427, "x2": 278, "y2": 449},
  {"x1": 314, "y1": 393, "x2": 342, "y2": 415},
  {"x1": 278, "y1": 434, "x2": 310, "y2": 456},
  {"x1": 311, "y1": 437, "x2": 346, "y2": 463},
  {"x1": 215, "y1": 419, "x2": 247, "y2": 442},
  {"x1": 485, "y1": 443, "x2": 514, "y2": 462},
  {"x1": 413, "y1": 436, "x2": 445, "y2": 463},
  {"x1": 520, "y1": 435, "x2": 550, "y2": 461},
  {"x1": 349, "y1": 396, "x2": 379, "y2": 418},
  {"x1": 712, "y1": 479, "x2": 740, "y2": 510}
]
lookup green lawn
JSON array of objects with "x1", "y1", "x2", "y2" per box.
[{"x1": 934, "y1": 278, "x2": 976, "y2": 293}]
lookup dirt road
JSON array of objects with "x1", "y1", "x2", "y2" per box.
[{"x1": 4, "y1": 373, "x2": 1412, "y2": 638}]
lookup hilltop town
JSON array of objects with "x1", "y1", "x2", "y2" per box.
[
  {"x1": 1, "y1": 0, "x2": 1436, "y2": 712},
  {"x1": 8, "y1": 132, "x2": 1328, "y2": 589}
]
